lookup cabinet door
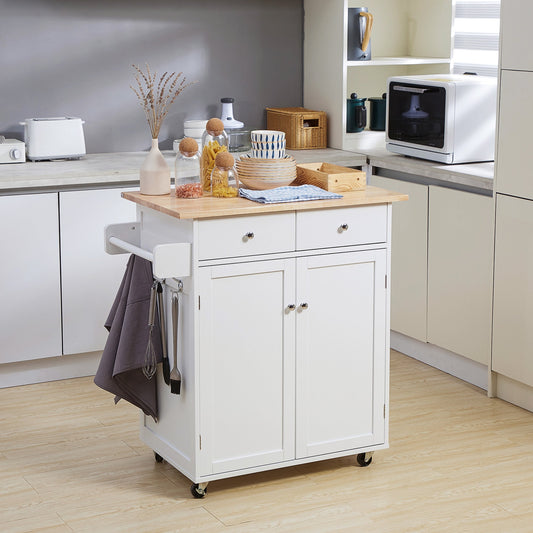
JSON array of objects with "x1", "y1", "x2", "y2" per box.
[
  {"x1": 370, "y1": 175, "x2": 428, "y2": 342},
  {"x1": 59, "y1": 188, "x2": 136, "y2": 355},
  {"x1": 493, "y1": 195, "x2": 533, "y2": 387},
  {"x1": 295, "y1": 249, "x2": 387, "y2": 458},
  {"x1": 0, "y1": 193, "x2": 62, "y2": 363},
  {"x1": 198, "y1": 259, "x2": 296, "y2": 475},
  {"x1": 495, "y1": 70, "x2": 533, "y2": 200},
  {"x1": 500, "y1": 0, "x2": 533, "y2": 71},
  {"x1": 427, "y1": 186, "x2": 493, "y2": 364}
]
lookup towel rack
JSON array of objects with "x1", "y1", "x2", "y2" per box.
[{"x1": 105, "y1": 222, "x2": 191, "y2": 280}]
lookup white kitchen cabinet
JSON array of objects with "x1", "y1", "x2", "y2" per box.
[
  {"x1": 495, "y1": 70, "x2": 533, "y2": 200},
  {"x1": 369, "y1": 175, "x2": 428, "y2": 342},
  {"x1": 198, "y1": 258, "x2": 296, "y2": 474},
  {"x1": 59, "y1": 188, "x2": 137, "y2": 355},
  {"x1": 370, "y1": 173, "x2": 493, "y2": 365},
  {"x1": 0, "y1": 193, "x2": 62, "y2": 363},
  {"x1": 427, "y1": 186, "x2": 494, "y2": 365},
  {"x1": 131, "y1": 188, "x2": 402, "y2": 494},
  {"x1": 499, "y1": 0, "x2": 533, "y2": 71},
  {"x1": 295, "y1": 249, "x2": 386, "y2": 458},
  {"x1": 492, "y1": 194, "x2": 533, "y2": 387},
  {"x1": 303, "y1": 0, "x2": 452, "y2": 150},
  {"x1": 199, "y1": 249, "x2": 387, "y2": 475}
]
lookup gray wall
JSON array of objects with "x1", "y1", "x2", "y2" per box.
[{"x1": 0, "y1": 0, "x2": 303, "y2": 153}]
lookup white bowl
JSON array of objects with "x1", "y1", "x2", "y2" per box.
[
  {"x1": 184, "y1": 127, "x2": 205, "y2": 137},
  {"x1": 184, "y1": 119, "x2": 208, "y2": 129},
  {"x1": 251, "y1": 149, "x2": 286, "y2": 159},
  {"x1": 251, "y1": 130, "x2": 286, "y2": 143},
  {"x1": 251, "y1": 140, "x2": 286, "y2": 150}
]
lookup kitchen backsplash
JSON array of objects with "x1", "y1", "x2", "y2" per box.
[{"x1": 0, "y1": 0, "x2": 303, "y2": 153}]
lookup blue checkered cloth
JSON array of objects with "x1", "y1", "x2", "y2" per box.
[{"x1": 239, "y1": 185, "x2": 342, "y2": 204}]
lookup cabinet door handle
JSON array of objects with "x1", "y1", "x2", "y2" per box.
[
  {"x1": 338, "y1": 223, "x2": 349, "y2": 233},
  {"x1": 243, "y1": 232, "x2": 255, "y2": 241},
  {"x1": 286, "y1": 304, "x2": 296, "y2": 312},
  {"x1": 298, "y1": 302, "x2": 309, "y2": 310}
]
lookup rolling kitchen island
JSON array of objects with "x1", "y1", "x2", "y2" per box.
[{"x1": 115, "y1": 186, "x2": 407, "y2": 497}]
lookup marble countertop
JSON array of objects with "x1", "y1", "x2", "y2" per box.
[
  {"x1": 345, "y1": 131, "x2": 494, "y2": 192},
  {"x1": 0, "y1": 138, "x2": 494, "y2": 194},
  {"x1": 0, "y1": 149, "x2": 366, "y2": 193}
]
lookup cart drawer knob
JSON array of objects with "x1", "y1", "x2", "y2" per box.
[
  {"x1": 243, "y1": 232, "x2": 255, "y2": 241},
  {"x1": 338, "y1": 223, "x2": 349, "y2": 233},
  {"x1": 299, "y1": 303, "x2": 309, "y2": 310}
]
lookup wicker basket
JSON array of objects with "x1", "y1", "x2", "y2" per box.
[{"x1": 266, "y1": 107, "x2": 327, "y2": 149}]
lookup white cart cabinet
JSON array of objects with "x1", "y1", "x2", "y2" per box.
[{"x1": 128, "y1": 187, "x2": 404, "y2": 496}]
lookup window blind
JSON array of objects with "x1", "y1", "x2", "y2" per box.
[{"x1": 453, "y1": 0, "x2": 501, "y2": 77}]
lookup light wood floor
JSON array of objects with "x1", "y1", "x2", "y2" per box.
[{"x1": 2, "y1": 350, "x2": 533, "y2": 533}]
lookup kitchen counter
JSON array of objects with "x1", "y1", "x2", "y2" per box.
[
  {"x1": 122, "y1": 186, "x2": 408, "y2": 220},
  {"x1": 345, "y1": 131, "x2": 494, "y2": 194},
  {"x1": 0, "y1": 140, "x2": 494, "y2": 194},
  {"x1": 0, "y1": 149, "x2": 366, "y2": 194}
]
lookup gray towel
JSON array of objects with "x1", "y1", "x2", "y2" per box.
[{"x1": 94, "y1": 255, "x2": 163, "y2": 421}]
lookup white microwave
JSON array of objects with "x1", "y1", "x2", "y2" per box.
[{"x1": 385, "y1": 74, "x2": 497, "y2": 164}]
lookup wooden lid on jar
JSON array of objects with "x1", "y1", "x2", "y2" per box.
[
  {"x1": 179, "y1": 137, "x2": 198, "y2": 155},
  {"x1": 215, "y1": 151, "x2": 234, "y2": 168},
  {"x1": 206, "y1": 117, "x2": 224, "y2": 136}
]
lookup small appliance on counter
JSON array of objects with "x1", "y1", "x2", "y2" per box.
[
  {"x1": 347, "y1": 7, "x2": 373, "y2": 61},
  {"x1": 386, "y1": 74, "x2": 497, "y2": 164},
  {"x1": 346, "y1": 93, "x2": 367, "y2": 133},
  {"x1": 20, "y1": 117, "x2": 86, "y2": 161},
  {"x1": 219, "y1": 97, "x2": 250, "y2": 152},
  {"x1": 0, "y1": 136, "x2": 25, "y2": 164}
]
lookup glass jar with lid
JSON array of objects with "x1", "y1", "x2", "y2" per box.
[
  {"x1": 211, "y1": 151, "x2": 239, "y2": 198},
  {"x1": 174, "y1": 137, "x2": 202, "y2": 198},
  {"x1": 200, "y1": 118, "x2": 228, "y2": 195}
]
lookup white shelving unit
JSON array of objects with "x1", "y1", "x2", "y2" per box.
[{"x1": 304, "y1": 0, "x2": 453, "y2": 150}]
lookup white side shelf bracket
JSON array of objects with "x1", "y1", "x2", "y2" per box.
[{"x1": 105, "y1": 222, "x2": 191, "y2": 280}]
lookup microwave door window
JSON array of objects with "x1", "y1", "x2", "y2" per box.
[{"x1": 388, "y1": 84, "x2": 446, "y2": 149}]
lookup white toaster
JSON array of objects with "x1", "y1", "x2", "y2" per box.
[{"x1": 20, "y1": 117, "x2": 86, "y2": 161}]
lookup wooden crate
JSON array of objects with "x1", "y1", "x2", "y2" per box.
[
  {"x1": 266, "y1": 107, "x2": 327, "y2": 149},
  {"x1": 294, "y1": 163, "x2": 366, "y2": 192}
]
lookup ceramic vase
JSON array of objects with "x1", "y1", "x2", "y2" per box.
[{"x1": 140, "y1": 138, "x2": 171, "y2": 195}]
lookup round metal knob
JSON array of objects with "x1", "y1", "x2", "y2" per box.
[
  {"x1": 244, "y1": 232, "x2": 254, "y2": 241},
  {"x1": 338, "y1": 223, "x2": 349, "y2": 233},
  {"x1": 299, "y1": 303, "x2": 309, "y2": 310},
  {"x1": 286, "y1": 304, "x2": 296, "y2": 312}
]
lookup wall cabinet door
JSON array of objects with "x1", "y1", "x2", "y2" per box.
[
  {"x1": 427, "y1": 186, "x2": 493, "y2": 365},
  {"x1": 295, "y1": 249, "x2": 387, "y2": 458},
  {"x1": 198, "y1": 259, "x2": 296, "y2": 475},
  {"x1": 493, "y1": 194, "x2": 533, "y2": 387},
  {"x1": 59, "y1": 188, "x2": 136, "y2": 355},
  {"x1": 495, "y1": 70, "x2": 533, "y2": 200},
  {"x1": 0, "y1": 193, "x2": 62, "y2": 363},
  {"x1": 499, "y1": 0, "x2": 533, "y2": 71},
  {"x1": 370, "y1": 175, "x2": 428, "y2": 342}
]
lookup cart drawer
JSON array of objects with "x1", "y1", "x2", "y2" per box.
[
  {"x1": 296, "y1": 205, "x2": 388, "y2": 250},
  {"x1": 198, "y1": 212, "x2": 295, "y2": 260}
]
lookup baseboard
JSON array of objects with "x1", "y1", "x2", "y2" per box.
[
  {"x1": 391, "y1": 331, "x2": 488, "y2": 391},
  {"x1": 0, "y1": 351, "x2": 101, "y2": 388},
  {"x1": 493, "y1": 373, "x2": 533, "y2": 413}
]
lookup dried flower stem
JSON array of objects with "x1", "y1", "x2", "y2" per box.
[{"x1": 130, "y1": 63, "x2": 196, "y2": 139}]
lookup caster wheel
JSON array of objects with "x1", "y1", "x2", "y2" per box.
[
  {"x1": 357, "y1": 452, "x2": 373, "y2": 467},
  {"x1": 154, "y1": 452, "x2": 164, "y2": 463},
  {"x1": 191, "y1": 483, "x2": 207, "y2": 499}
]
